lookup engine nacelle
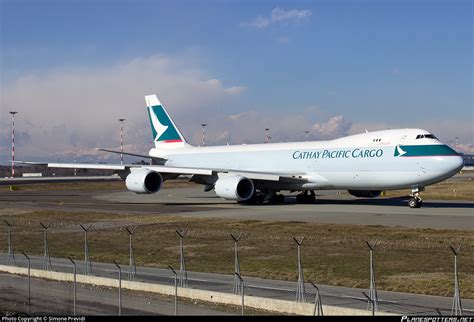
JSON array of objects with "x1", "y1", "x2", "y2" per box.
[
  {"x1": 348, "y1": 190, "x2": 382, "y2": 198},
  {"x1": 125, "y1": 169, "x2": 162, "y2": 194},
  {"x1": 214, "y1": 174, "x2": 254, "y2": 201}
]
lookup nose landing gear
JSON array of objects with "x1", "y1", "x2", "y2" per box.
[{"x1": 408, "y1": 188, "x2": 424, "y2": 208}]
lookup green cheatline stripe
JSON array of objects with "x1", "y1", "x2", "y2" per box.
[{"x1": 396, "y1": 145, "x2": 458, "y2": 157}]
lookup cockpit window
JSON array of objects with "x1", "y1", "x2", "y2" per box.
[{"x1": 416, "y1": 134, "x2": 437, "y2": 140}]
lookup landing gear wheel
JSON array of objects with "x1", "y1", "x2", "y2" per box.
[
  {"x1": 296, "y1": 191, "x2": 315, "y2": 204},
  {"x1": 276, "y1": 194, "x2": 285, "y2": 203},
  {"x1": 408, "y1": 197, "x2": 423, "y2": 208},
  {"x1": 408, "y1": 198, "x2": 418, "y2": 208},
  {"x1": 240, "y1": 191, "x2": 264, "y2": 205},
  {"x1": 256, "y1": 194, "x2": 265, "y2": 204},
  {"x1": 408, "y1": 188, "x2": 424, "y2": 208}
]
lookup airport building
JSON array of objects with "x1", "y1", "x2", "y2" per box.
[{"x1": 461, "y1": 154, "x2": 474, "y2": 167}]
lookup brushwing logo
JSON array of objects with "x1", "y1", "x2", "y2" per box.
[
  {"x1": 149, "y1": 106, "x2": 169, "y2": 141},
  {"x1": 394, "y1": 145, "x2": 407, "y2": 157},
  {"x1": 148, "y1": 105, "x2": 182, "y2": 143}
]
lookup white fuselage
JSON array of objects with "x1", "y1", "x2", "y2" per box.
[{"x1": 149, "y1": 128, "x2": 463, "y2": 191}]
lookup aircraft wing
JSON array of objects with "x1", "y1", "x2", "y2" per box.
[
  {"x1": 14, "y1": 161, "x2": 308, "y2": 183},
  {"x1": 146, "y1": 165, "x2": 303, "y2": 181},
  {"x1": 95, "y1": 148, "x2": 167, "y2": 165},
  {"x1": 16, "y1": 161, "x2": 127, "y2": 170},
  {"x1": 0, "y1": 175, "x2": 121, "y2": 186}
]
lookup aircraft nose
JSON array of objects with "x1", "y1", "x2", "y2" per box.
[{"x1": 451, "y1": 155, "x2": 464, "y2": 172}]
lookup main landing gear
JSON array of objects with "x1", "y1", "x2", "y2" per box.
[
  {"x1": 296, "y1": 190, "x2": 316, "y2": 204},
  {"x1": 241, "y1": 190, "x2": 285, "y2": 205},
  {"x1": 408, "y1": 188, "x2": 423, "y2": 208}
]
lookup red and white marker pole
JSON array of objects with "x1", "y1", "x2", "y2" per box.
[
  {"x1": 10, "y1": 111, "x2": 18, "y2": 178},
  {"x1": 74, "y1": 144, "x2": 77, "y2": 176},
  {"x1": 201, "y1": 123, "x2": 207, "y2": 147},
  {"x1": 119, "y1": 118, "x2": 126, "y2": 165},
  {"x1": 265, "y1": 128, "x2": 270, "y2": 144}
]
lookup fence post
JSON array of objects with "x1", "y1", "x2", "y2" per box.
[
  {"x1": 310, "y1": 282, "x2": 323, "y2": 316},
  {"x1": 22, "y1": 252, "x2": 30, "y2": 314},
  {"x1": 4, "y1": 220, "x2": 15, "y2": 266},
  {"x1": 231, "y1": 232, "x2": 243, "y2": 294},
  {"x1": 293, "y1": 236, "x2": 306, "y2": 302},
  {"x1": 235, "y1": 272, "x2": 244, "y2": 316},
  {"x1": 125, "y1": 226, "x2": 137, "y2": 281},
  {"x1": 113, "y1": 260, "x2": 122, "y2": 316},
  {"x1": 68, "y1": 257, "x2": 77, "y2": 315},
  {"x1": 40, "y1": 222, "x2": 52, "y2": 270},
  {"x1": 80, "y1": 224, "x2": 93, "y2": 275},
  {"x1": 365, "y1": 240, "x2": 379, "y2": 312},
  {"x1": 175, "y1": 229, "x2": 188, "y2": 287},
  {"x1": 362, "y1": 292, "x2": 375, "y2": 316},
  {"x1": 450, "y1": 244, "x2": 463, "y2": 316},
  {"x1": 169, "y1": 265, "x2": 178, "y2": 316}
]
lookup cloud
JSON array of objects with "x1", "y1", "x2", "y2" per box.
[
  {"x1": 0, "y1": 53, "x2": 246, "y2": 163},
  {"x1": 312, "y1": 115, "x2": 352, "y2": 139},
  {"x1": 456, "y1": 144, "x2": 474, "y2": 155},
  {"x1": 241, "y1": 16, "x2": 270, "y2": 29},
  {"x1": 224, "y1": 86, "x2": 247, "y2": 95},
  {"x1": 271, "y1": 7, "x2": 312, "y2": 23},
  {"x1": 186, "y1": 111, "x2": 352, "y2": 146},
  {"x1": 241, "y1": 7, "x2": 312, "y2": 29},
  {"x1": 277, "y1": 37, "x2": 290, "y2": 44}
]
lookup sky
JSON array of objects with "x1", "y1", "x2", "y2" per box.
[{"x1": 0, "y1": 0, "x2": 472, "y2": 164}]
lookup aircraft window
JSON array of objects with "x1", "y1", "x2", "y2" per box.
[{"x1": 416, "y1": 134, "x2": 438, "y2": 140}]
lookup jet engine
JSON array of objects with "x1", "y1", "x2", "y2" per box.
[
  {"x1": 214, "y1": 174, "x2": 254, "y2": 201},
  {"x1": 347, "y1": 190, "x2": 382, "y2": 198},
  {"x1": 125, "y1": 169, "x2": 162, "y2": 194}
]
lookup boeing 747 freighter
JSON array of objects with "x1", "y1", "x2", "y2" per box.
[{"x1": 14, "y1": 94, "x2": 464, "y2": 208}]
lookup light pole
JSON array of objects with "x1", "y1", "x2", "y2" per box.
[
  {"x1": 73, "y1": 144, "x2": 77, "y2": 176},
  {"x1": 119, "y1": 118, "x2": 126, "y2": 165},
  {"x1": 10, "y1": 111, "x2": 18, "y2": 178},
  {"x1": 201, "y1": 123, "x2": 207, "y2": 146},
  {"x1": 265, "y1": 128, "x2": 270, "y2": 144},
  {"x1": 305, "y1": 130, "x2": 310, "y2": 142}
]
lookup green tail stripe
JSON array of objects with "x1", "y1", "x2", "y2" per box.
[{"x1": 147, "y1": 105, "x2": 182, "y2": 142}]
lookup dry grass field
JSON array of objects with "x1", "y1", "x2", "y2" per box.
[{"x1": 0, "y1": 209, "x2": 472, "y2": 299}]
